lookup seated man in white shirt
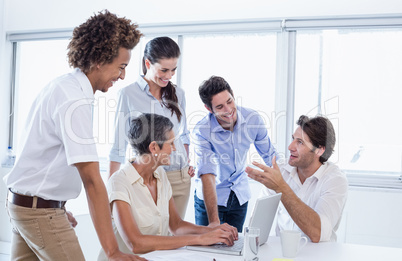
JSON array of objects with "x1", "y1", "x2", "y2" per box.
[{"x1": 245, "y1": 115, "x2": 348, "y2": 243}]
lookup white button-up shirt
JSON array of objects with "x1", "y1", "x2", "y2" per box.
[
  {"x1": 105, "y1": 161, "x2": 172, "y2": 255},
  {"x1": 4, "y1": 69, "x2": 98, "y2": 201},
  {"x1": 262, "y1": 162, "x2": 348, "y2": 242}
]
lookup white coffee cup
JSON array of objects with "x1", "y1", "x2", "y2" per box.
[{"x1": 280, "y1": 230, "x2": 308, "y2": 258}]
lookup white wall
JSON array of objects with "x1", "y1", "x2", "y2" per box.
[
  {"x1": 4, "y1": 0, "x2": 402, "y2": 32},
  {"x1": 338, "y1": 187, "x2": 402, "y2": 248}
]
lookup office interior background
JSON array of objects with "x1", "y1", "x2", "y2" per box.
[{"x1": 0, "y1": 0, "x2": 402, "y2": 259}]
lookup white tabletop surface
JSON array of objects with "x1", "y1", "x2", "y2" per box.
[{"x1": 141, "y1": 236, "x2": 402, "y2": 261}]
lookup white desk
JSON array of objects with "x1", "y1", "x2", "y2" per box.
[{"x1": 141, "y1": 237, "x2": 402, "y2": 261}]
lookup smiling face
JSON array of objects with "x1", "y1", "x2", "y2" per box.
[
  {"x1": 156, "y1": 130, "x2": 176, "y2": 166},
  {"x1": 207, "y1": 90, "x2": 237, "y2": 130},
  {"x1": 145, "y1": 58, "x2": 178, "y2": 88},
  {"x1": 288, "y1": 127, "x2": 319, "y2": 169},
  {"x1": 88, "y1": 47, "x2": 132, "y2": 93}
]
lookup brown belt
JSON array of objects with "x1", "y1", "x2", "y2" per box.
[{"x1": 8, "y1": 189, "x2": 66, "y2": 209}]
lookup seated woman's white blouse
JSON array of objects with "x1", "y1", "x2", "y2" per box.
[{"x1": 98, "y1": 161, "x2": 172, "y2": 259}]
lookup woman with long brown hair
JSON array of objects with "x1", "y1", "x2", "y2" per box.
[{"x1": 109, "y1": 37, "x2": 193, "y2": 219}]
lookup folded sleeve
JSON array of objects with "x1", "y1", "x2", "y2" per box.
[
  {"x1": 107, "y1": 175, "x2": 131, "y2": 205},
  {"x1": 54, "y1": 98, "x2": 98, "y2": 166}
]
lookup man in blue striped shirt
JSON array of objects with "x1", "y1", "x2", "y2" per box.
[{"x1": 192, "y1": 76, "x2": 277, "y2": 232}]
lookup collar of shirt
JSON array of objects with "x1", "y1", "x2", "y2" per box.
[
  {"x1": 287, "y1": 166, "x2": 303, "y2": 186},
  {"x1": 209, "y1": 106, "x2": 246, "y2": 133},
  {"x1": 137, "y1": 75, "x2": 166, "y2": 100},
  {"x1": 72, "y1": 68, "x2": 95, "y2": 100},
  {"x1": 137, "y1": 75, "x2": 149, "y2": 92},
  {"x1": 286, "y1": 162, "x2": 327, "y2": 184},
  {"x1": 312, "y1": 163, "x2": 327, "y2": 180},
  {"x1": 122, "y1": 161, "x2": 162, "y2": 186}
]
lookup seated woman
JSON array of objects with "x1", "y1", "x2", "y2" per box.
[{"x1": 98, "y1": 113, "x2": 237, "y2": 259}]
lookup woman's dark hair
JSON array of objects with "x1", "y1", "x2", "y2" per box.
[
  {"x1": 142, "y1": 37, "x2": 182, "y2": 121},
  {"x1": 296, "y1": 115, "x2": 336, "y2": 164},
  {"x1": 67, "y1": 10, "x2": 142, "y2": 74},
  {"x1": 128, "y1": 113, "x2": 174, "y2": 155},
  {"x1": 198, "y1": 76, "x2": 234, "y2": 109}
]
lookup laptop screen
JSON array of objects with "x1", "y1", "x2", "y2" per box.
[{"x1": 248, "y1": 193, "x2": 282, "y2": 246}]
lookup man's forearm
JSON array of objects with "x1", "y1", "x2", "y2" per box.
[
  {"x1": 86, "y1": 180, "x2": 120, "y2": 256},
  {"x1": 76, "y1": 162, "x2": 120, "y2": 257},
  {"x1": 246, "y1": 160, "x2": 322, "y2": 242},
  {"x1": 280, "y1": 186, "x2": 321, "y2": 242},
  {"x1": 201, "y1": 174, "x2": 220, "y2": 224}
]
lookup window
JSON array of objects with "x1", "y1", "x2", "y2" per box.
[
  {"x1": 294, "y1": 29, "x2": 402, "y2": 186},
  {"x1": 15, "y1": 40, "x2": 71, "y2": 144}
]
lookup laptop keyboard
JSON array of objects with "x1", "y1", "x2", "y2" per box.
[
  {"x1": 214, "y1": 236, "x2": 244, "y2": 251},
  {"x1": 186, "y1": 235, "x2": 245, "y2": 256}
]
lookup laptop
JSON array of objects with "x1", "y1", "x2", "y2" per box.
[{"x1": 186, "y1": 193, "x2": 282, "y2": 256}]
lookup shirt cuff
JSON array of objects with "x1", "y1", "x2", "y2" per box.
[
  {"x1": 68, "y1": 155, "x2": 99, "y2": 166},
  {"x1": 180, "y1": 133, "x2": 190, "y2": 145},
  {"x1": 109, "y1": 191, "x2": 131, "y2": 205},
  {"x1": 196, "y1": 165, "x2": 218, "y2": 178}
]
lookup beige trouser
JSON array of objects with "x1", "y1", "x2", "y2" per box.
[
  {"x1": 165, "y1": 166, "x2": 192, "y2": 219},
  {"x1": 6, "y1": 200, "x2": 85, "y2": 261}
]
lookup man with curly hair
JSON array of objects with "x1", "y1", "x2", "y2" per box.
[{"x1": 4, "y1": 10, "x2": 145, "y2": 261}]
